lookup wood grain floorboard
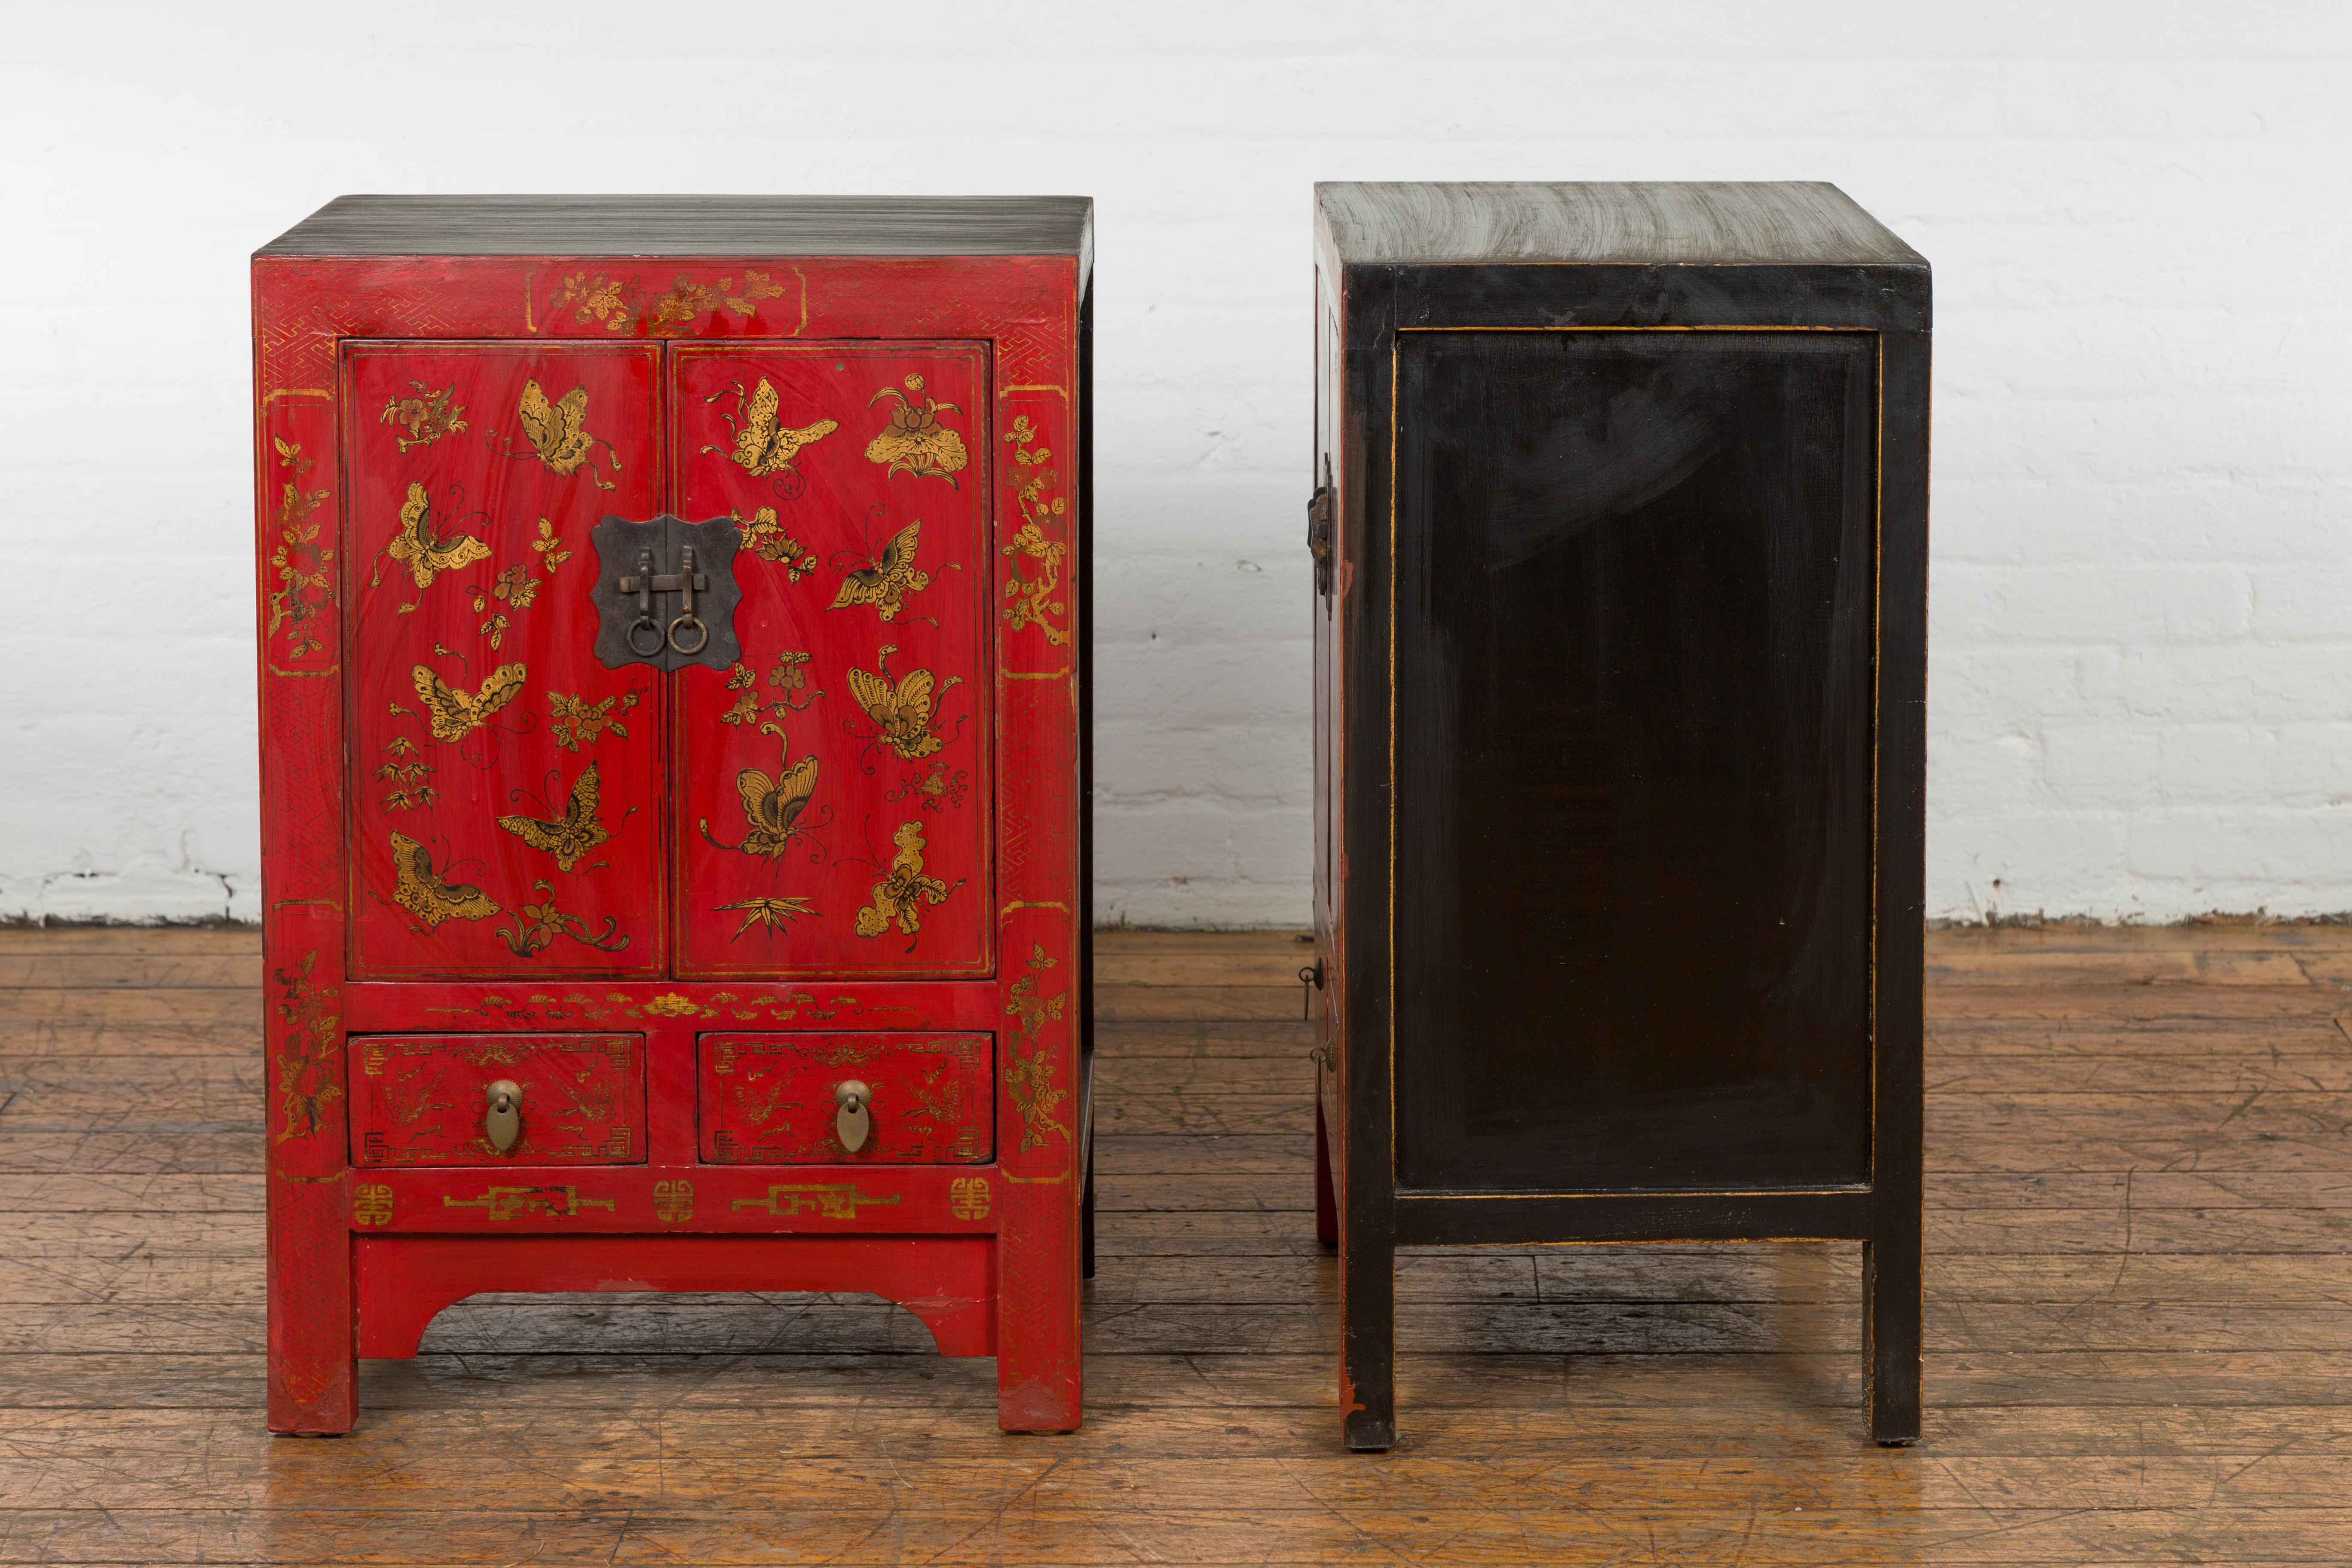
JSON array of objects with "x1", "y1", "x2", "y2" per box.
[{"x1": 0, "y1": 926, "x2": 2346, "y2": 1563}]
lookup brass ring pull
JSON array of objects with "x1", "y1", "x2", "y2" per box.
[
  {"x1": 667, "y1": 614, "x2": 708, "y2": 655},
  {"x1": 484, "y1": 1079, "x2": 523, "y2": 1154}
]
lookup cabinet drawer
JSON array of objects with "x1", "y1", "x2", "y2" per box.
[
  {"x1": 350, "y1": 1034, "x2": 645, "y2": 1167},
  {"x1": 700, "y1": 1033, "x2": 992, "y2": 1164}
]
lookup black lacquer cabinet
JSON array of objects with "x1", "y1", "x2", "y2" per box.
[{"x1": 1307, "y1": 183, "x2": 1929, "y2": 1451}]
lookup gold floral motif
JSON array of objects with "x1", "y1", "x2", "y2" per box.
[
  {"x1": 496, "y1": 762, "x2": 610, "y2": 873},
  {"x1": 495, "y1": 881, "x2": 630, "y2": 958},
  {"x1": 644, "y1": 993, "x2": 708, "y2": 1018},
  {"x1": 854, "y1": 821, "x2": 962, "y2": 942},
  {"x1": 1001, "y1": 417, "x2": 1070, "y2": 645},
  {"x1": 717, "y1": 897, "x2": 817, "y2": 940},
  {"x1": 865, "y1": 372, "x2": 968, "y2": 485},
  {"x1": 379, "y1": 380, "x2": 467, "y2": 451},
  {"x1": 721, "y1": 651, "x2": 818, "y2": 727},
  {"x1": 704, "y1": 378, "x2": 836, "y2": 478},
  {"x1": 551, "y1": 270, "x2": 787, "y2": 334},
  {"x1": 266, "y1": 439, "x2": 333, "y2": 659},
  {"x1": 273, "y1": 950, "x2": 343, "y2": 1142},
  {"x1": 848, "y1": 644, "x2": 959, "y2": 761},
  {"x1": 827, "y1": 520, "x2": 929, "y2": 622},
  {"x1": 735, "y1": 506, "x2": 818, "y2": 581},
  {"x1": 388, "y1": 831, "x2": 500, "y2": 929},
  {"x1": 949, "y1": 1175, "x2": 992, "y2": 1221},
  {"x1": 353, "y1": 1184, "x2": 394, "y2": 1227},
  {"x1": 411, "y1": 662, "x2": 526, "y2": 741},
  {"x1": 652, "y1": 1179, "x2": 695, "y2": 1223},
  {"x1": 548, "y1": 689, "x2": 638, "y2": 752},
  {"x1": 533, "y1": 517, "x2": 573, "y2": 572},
  {"x1": 374, "y1": 736, "x2": 435, "y2": 812},
  {"x1": 1003, "y1": 942, "x2": 1070, "y2": 1151},
  {"x1": 513, "y1": 379, "x2": 619, "y2": 490}
]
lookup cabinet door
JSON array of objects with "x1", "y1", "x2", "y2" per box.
[
  {"x1": 1391, "y1": 330, "x2": 1877, "y2": 1191},
  {"x1": 668, "y1": 344, "x2": 992, "y2": 977},
  {"x1": 345, "y1": 345, "x2": 665, "y2": 977}
]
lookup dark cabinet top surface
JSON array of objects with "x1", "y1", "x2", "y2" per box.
[
  {"x1": 260, "y1": 195, "x2": 1094, "y2": 262},
  {"x1": 1317, "y1": 181, "x2": 1924, "y2": 269}
]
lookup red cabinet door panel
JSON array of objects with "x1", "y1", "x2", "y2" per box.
[
  {"x1": 700, "y1": 1032, "x2": 994, "y2": 1164},
  {"x1": 669, "y1": 344, "x2": 992, "y2": 978},
  {"x1": 345, "y1": 344, "x2": 665, "y2": 977},
  {"x1": 350, "y1": 1034, "x2": 646, "y2": 1166}
]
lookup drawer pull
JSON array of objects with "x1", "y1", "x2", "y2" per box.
[
  {"x1": 484, "y1": 1079, "x2": 523, "y2": 1154},
  {"x1": 834, "y1": 1079, "x2": 873, "y2": 1155}
]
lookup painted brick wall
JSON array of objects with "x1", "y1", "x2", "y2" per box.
[{"x1": 3, "y1": 5, "x2": 2347, "y2": 926}]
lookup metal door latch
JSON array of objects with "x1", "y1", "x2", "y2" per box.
[
  {"x1": 484, "y1": 1079, "x2": 523, "y2": 1154},
  {"x1": 1306, "y1": 455, "x2": 1335, "y2": 599},
  {"x1": 834, "y1": 1079, "x2": 873, "y2": 1154},
  {"x1": 1298, "y1": 958, "x2": 1325, "y2": 1020},
  {"x1": 590, "y1": 515, "x2": 743, "y2": 671}
]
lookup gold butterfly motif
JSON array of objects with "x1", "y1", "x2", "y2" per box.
[
  {"x1": 705, "y1": 734, "x2": 820, "y2": 861},
  {"x1": 384, "y1": 481, "x2": 490, "y2": 591},
  {"x1": 517, "y1": 379, "x2": 616, "y2": 488},
  {"x1": 496, "y1": 762, "x2": 611, "y2": 873},
  {"x1": 847, "y1": 645, "x2": 959, "y2": 761},
  {"x1": 707, "y1": 377, "x2": 838, "y2": 477},
  {"x1": 855, "y1": 821, "x2": 957, "y2": 939},
  {"x1": 412, "y1": 662, "x2": 527, "y2": 742},
  {"x1": 827, "y1": 521, "x2": 930, "y2": 621},
  {"x1": 388, "y1": 830, "x2": 500, "y2": 928}
]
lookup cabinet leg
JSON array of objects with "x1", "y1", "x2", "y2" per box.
[
  {"x1": 1314, "y1": 1093, "x2": 1338, "y2": 1249},
  {"x1": 995, "y1": 1179, "x2": 1082, "y2": 1433},
  {"x1": 1080, "y1": 1128, "x2": 1097, "y2": 1282},
  {"x1": 1864, "y1": 1231, "x2": 1922, "y2": 1445},
  {"x1": 1340, "y1": 1222, "x2": 1395, "y2": 1450},
  {"x1": 267, "y1": 1189, "x2": 355, "y2": 1434}
]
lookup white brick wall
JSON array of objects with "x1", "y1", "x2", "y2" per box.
[{"x1": 3, "y1": 3, "x2": 2348, "y2": 926}]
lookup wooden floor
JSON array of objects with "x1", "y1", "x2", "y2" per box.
[{"x1": 0, "y1": 927, "x2": 2349, "y2": 1564}]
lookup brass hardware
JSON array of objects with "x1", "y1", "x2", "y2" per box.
[
  {"x1": 1298, "y1": 959, "x2": 1325, "y2": 1020},
  {"x1": 833, "y1": 1079, "x2": 873, "y2": 1154},
  {"x1": 591, "y1": 515, "x2": 743, "y2": 671},
  {"x1": 484, "y1": 1079, "x2": 523, "y2": 1153},
  {"x1": 1306, "y1": 455, "x2": 1335, "y2": 599}
]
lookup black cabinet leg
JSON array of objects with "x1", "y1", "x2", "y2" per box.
[
  {"x1": 1314, "y1": 1093, "x2": 1338, "y2": 1250},
  {"x1": 1080, "y1": 1118, "x2": 1096, "y2": 1282},
  {"x1": 1864, "y1": 1232, "x2": 1921, "y2": 1444},
  {"x1": 1340, "y1": 1222, "x2": 1394, "y2": 1450}
]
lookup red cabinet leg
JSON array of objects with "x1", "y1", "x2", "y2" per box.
[
  {"x1": 995, "y1": 1176, "x2": 1081, "y2": 1432},
  {"x1": 267, "y1": 1179, "x2": 355, "y2": 1434}
]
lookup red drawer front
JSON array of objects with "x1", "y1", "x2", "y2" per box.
[
  {"x1": 350, "y1": 1034, "x2": 646, "y2": 1166},
  {"x1": 699, "y1": 1032, "x2": 993, "y2": 1164}
]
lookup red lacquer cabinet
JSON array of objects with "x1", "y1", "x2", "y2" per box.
[{"x1": 254, "y1": 196, "x2": 1092, "y2": 1433}]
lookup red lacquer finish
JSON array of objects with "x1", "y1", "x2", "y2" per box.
[
  {"x1": 349, "y1": 1033, "x2": 645, "y2": 1166},
  {"x1": 344, "y1": 344, "x2": 666, "y2": 978},
  {"x1": 670, "y1": 343, "x2": 992, "y2": 980},
  {"x1": 256, "y1": 203, "x2": 1087, "y2": 1436},
  {"x1": 700, "y1": 1032, "x2": 994, "y2": 1164}
]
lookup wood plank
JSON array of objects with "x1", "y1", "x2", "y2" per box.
[
  {"x1": 0, "y1": 925, "x2": 2349, "y2": 1564},
  {"x1": 0, "y1": 953, "x2": 262, "y2": 989}
]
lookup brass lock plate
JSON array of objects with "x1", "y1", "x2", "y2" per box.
[{"x1": 589, "y1": 514, "x2": 744, "y2": 672}]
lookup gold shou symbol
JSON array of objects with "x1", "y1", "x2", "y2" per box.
[
  {"x1": 441, "y1": 1185, "x2": 616, "y2": 1222},
  {"x1": 353, "y1": 1184, "x2": 394, "y2": 1228},
  {"x1": 652, "y1": 1179, "x2": 695, "y2": 1223},
  {"x1": 948, "y1": 1176, "x2": 991, "y2": 1221},
  {"x1": 731, "y1": 1184, "x2": 903, "y2": 1220}
]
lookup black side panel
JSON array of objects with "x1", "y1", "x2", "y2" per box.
[{"x1": 1392, "y1": 329, "x2": 1877, "y2": 1192}]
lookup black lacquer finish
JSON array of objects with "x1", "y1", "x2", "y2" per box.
[{"x1": 1312, "y1": 183, "x2": 1929, "y2": 1453}]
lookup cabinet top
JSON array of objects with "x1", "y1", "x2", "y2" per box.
[
  {"x1": 259, "y1": 195, "x2": 1094, "y2": 262},
  {"x1": 1316, "y1": 182, "x2": 1923, "y2": 268}
]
